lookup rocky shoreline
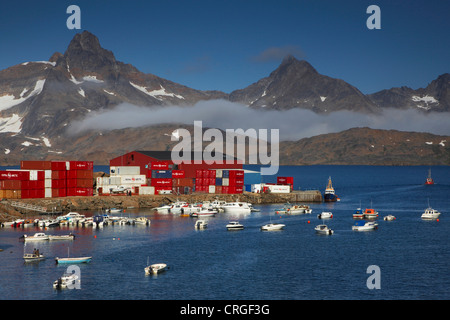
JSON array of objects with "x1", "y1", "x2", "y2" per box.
[{"x1": 0, "y1": 191, "x2": 322, "y2": 222}]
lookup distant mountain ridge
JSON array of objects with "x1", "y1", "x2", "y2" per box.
[{"x1": 0, "y1": 31, "x2": 448, "y2": 165}]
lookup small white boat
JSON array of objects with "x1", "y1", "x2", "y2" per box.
[
  {"x1": 49, "y1": 233, "x2": 75, "y2": 241},
  {"x1": 108, "y1": 208, "x2": 122, "y2": 213},
  {"x1": 261, "y1": 223, "x2": 285, "y2": 231},
  {"x1": 194, "y1": 219, "x2": 208, "y2": 229},
  {"x1": 134, "y1": 217, "x2": 151, "y2": 226},
  {"x1": 226, "y1": 221, "x2": 244, "y2": 231},
  {"x1": 192, "y1": 208, "x2": 218, "y2": 217},
  {"x1": 222, "y1": 202, "x2": 252, "y2": 214},
  {"x1": 21, "y1": 233, "x2": 49, "y2": 242},
  {"x1": 23, "y1": 253, "x2": 45, "y2": 262},
  {"x1": 145, "y1": 263, "x2": 167, "y2": 275},
  {"x1": 154, "y1": 204, "x2": 172, "y2": 214},
  {"x1": 53, "y1": 274, "x2": 79, "y2": 289},
  {"x1": 55, "y1": 256, "x2": 92, "y2": 264},
  {"x1": 352, "y1": 221, "x2": 378, "y2": 231},
  {"x1": 317, "y1": 212, "x2": 333, "y2": 219},
  {"x1": 383, "y1": 215, "x2": 396, "y2": 221},
  {"x1": 315, "y1": 224, "x2": 334, "y2": 235},
  {"x1": 353, "y1": 208, "x2": 364, "y2": 219},
  {"x1": 421, "y1": 207, "x2": 441, "y2": 220},
  {"x1": 38, "y1": 219, "x2": 60, "y2": 228}
]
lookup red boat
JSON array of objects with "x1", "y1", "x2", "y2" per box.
[{"x1": 425, "y1": 169, "x2": 434, "y2": 185}]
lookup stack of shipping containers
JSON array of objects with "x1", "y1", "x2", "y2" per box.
[
  {"x1": 277, "y1": 176, "x2": 294, "y2": 191},
  {"x1": 0, "y1": 160, "x2": 93, "y2": 199}
]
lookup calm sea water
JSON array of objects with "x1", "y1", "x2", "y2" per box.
[{"x1": 0, "y1": 165, "x2": 449, "y2": 300}]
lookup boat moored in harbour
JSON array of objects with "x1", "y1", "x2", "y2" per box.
[
  {"x1": 226, "y1": 221, "x2": 244, "y2": 231},
  {"x1": 352, "y1": 221, "x2": 378, "y2": 231},
  {"x1": 421, "y1": 207, "x2": 441, "y2": 220},
  {"x1": 324, "y1": 177, "x2": 338, "y2": 202},
  {"x1": 261, "y1": 223, "x2": 285, "y2": 231},
  {"x1": 317, "y1": 212, "x2": 333, "y2": 219},
  {"x1": 145, "y1": 263, "x2": 167, "y2": 275},
  {"x1": 20, "y1": 233, "x2": 49, "y2": 242},
  {"x1": 383, "y1": 215, "x2": 396, "y2": 221},
  {"x1": 315, "y1": 224, "x2": 334, "y2": 235}
]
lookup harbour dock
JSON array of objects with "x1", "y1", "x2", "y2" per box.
[{"x1": 0, "y1": 191, "x2": 322, "y2": 222}]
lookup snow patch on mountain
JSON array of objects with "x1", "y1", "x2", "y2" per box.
[
  {"x1": 0, "y1": 114, "x2": 23, "y2": 133},
  {"x1": 129, "y1": 82, "x2": 184, "y2": 100},
  {"x1": 0, "y1": 79, "x2": 45, "y2": 111}
]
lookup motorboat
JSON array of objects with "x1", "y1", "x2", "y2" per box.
[
  {"x1": 49, "y1": 233, "x2": 75, "y2": 241},
  {"x1": 352, "y1": 208, "x2": 364, "y2": 219},
  {"x1": 194, "y1": 219, "x2": 208, "y2": 229},
  {"x1": 23, "y1": 253, "x2": 45, "y2": 262},
  {"x1": 20, "y1": 233, "x2": 49, "y2": 242},
  {"x1": 425, "y1": 168, "x2": 434, "y2": 185},
  {"x1": 226, "y1": 221, "x2": 244, "y2": 231},
  {"x1": 191, "y1": 208, "x2": 218, "y2": 217},
  {"x1": 383, "y1": 215, "x2": 396, "y2": 221},
  {"x1": 55, "y1": 256, "x2": 92, "y2": 264},
  {"x1": 315, "y1": 224, "x2": 334, "y2": 235},
  {"x1": 2, "y1": 219, "x2": 24, "y2": 228},
  {"x1": 57, "y1": 212, "x2": 85, "y2": 221},
  {"x1": 134, "y1": 217, "x2": 151, "y2": 226},
  {"x1": 222, "y1": 202, "x2": 251, "y2": 214},
  {"x1": 38, "y1": 219, "x2": 60, "y2": 228},
  {"x1": 352, "y1": 221, "x2": 378, "y2": 231},
  {"x1": 154, "y1": 204, "x2": 172, "y2": 214},
  {"x1": 180, "y1": 204, "x2": 202, "y2": 215},
  {"x1": 53, "y1": 274, "x2": 79, "y2": 289},
  {"x1": 276, "y1": 203, "x2": 306, "y2": 215},
  {"x1": 421, "y1": 207, "x2": 441, "y2": 220},
  {"x1": 145, "y1": 263, "x2": 167, "y2": 275},
  {"x1": 22, "y1": 219, "x2": 35, "y2": 228},
  {"x1": 317, "y1": 212, "x2": 333, "y2": 219},
  {"x1": 108, "y1": 208, "x2": 122, "y2": 213},
  {"x1": 261, "y1": 223, "x2": 285, "y2": 231},
  {"x1": 170, "y1": 201, "x2": 189, "y2": 214},
  {"x1": 363, "y1": 208, "x2": 378, "y2": 219}
]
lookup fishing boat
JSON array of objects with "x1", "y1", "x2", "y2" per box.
[
  {"x1": 145, "y1": 263, "x2": 167, "y2": 275},
  {"x1": 317, "y1": 212, "x2": 333, "y2": 219},
  {"x1": 324, "y1": 177, "x2": 338, "y2": 202},
  {"x1": 352, "y1": 221, "x2": 378, "y2": 231},
  {"x1": 194, "y1": 219, "x2": 208, "y2": 229},
  {"x1": 261, "y1": 223, "x2": 285, "y2": 231},
  {"x1": 383, "y1": 215, "x2": 396, "y2": 221},
  {"x1": 23, "y1": 253, "x2": 45, "y2": 262},
  {"x1": 49, "y1": 233, "x2": 75, "y2": 241},
  {"x1": 226, "y1": 221, "x2": 244, "y2": 231},
  {"x1": 222, "y1": 202, "x2": 251, "y2": 214},
  {"x1": 276, "y1": 203, "x2": 305, "y2": 215},
  {"x1": 315, "y1": 224, "x2": 334, "y2": 235},
  {"x1": 353, "y1": 208, "x2": 364, "y2": 219},
  {"x1": 53, "y1": 274, "x2": 79, "y2": 289},
  {"x1": 20, "y1": 233, "x2": 49, "y2": 242},
  {"x1": 363, "y1": 208, "x2": 378, "y2": 219},
  {"x1": 425, "y1": 168, "x2": 434, "y2": 185},
  {"x1": 421, "y1": 207, "x2": 441, "y2": 220}
]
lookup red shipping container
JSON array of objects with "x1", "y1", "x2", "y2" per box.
[
  {"x1": 172, "y1": 170, "x2": 185, "y2": 178},
  {"x1": 68, "y1": 161, "x2": 94, "y2": 170},
  {"x1": 208, "y1": 178, "x2": 216, "y2": 186},
  {"x1": 151, "y1": 161, "x2": 169, "y2": 170},
  {"x1": 52, "y1": 179, "x2": 66, "y2": 189},
  {"x1": 51, "y1": 161, "x2": 67, "y2": 170},
  {"x1": 52, "y1": 170, "x2": 67, "y2": 180},
  {"x1": 51, "y1": 188, "x2": 67, "y2": 198},
  {"x1": 215, "y1": 186, "x2": 222, "y2": 194},
  {"x1": 67, "y1": 170, "x2": 93, "y2": 179},
  {"x1": 0, "y1": 180, "x2": 22, "y2": 190},
  {"x1": 195, "y1": 178, "x2": 203, "y2": 186},
  {"x1": 208, "y1": 170, "x2": 216, "y2": 178},
  {"x1": 20, "y1": 160, "x2": 52, "y2": 170},
  {"x1": 150, "y1": 178, "x2": 173, "y2": 187},
  {"x1": 222, "y1": 186, "x2": 229, "y2": 194},
  {"x1": 229, "y1": 178, "x2": 244, "y2": 186},
  {"x1": 67, "y1": 179, "x2": 92, "y2": 188},
  {"x1": 0, "y1": 171, "x2": 30, "y2": 181},
  {"x1": 229, "y1": 170, "x2": 244, "y2": 178},
  {"x1": 67, "y1": 187, "x2": 93, "y2": 197}
]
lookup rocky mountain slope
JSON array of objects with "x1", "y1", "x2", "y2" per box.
[{"x1": 0, "y1": 31, "x2": 448, "y2": 166}]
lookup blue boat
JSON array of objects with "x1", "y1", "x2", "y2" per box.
[
  {"x1": 324, "y1": 176, "x2": 338, "y2": 202},
  {"x1": 55, "y1": 256, "x2": 92, "y2": 264}
]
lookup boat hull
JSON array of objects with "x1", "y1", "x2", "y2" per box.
[
  {"x1": 261, "y1": 224, "x2": 285, "y2": 231},
  {"x1": 55, "y1": 257, "x2": 92, "y2": 264}
]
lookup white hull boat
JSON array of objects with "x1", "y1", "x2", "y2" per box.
[
  {"x1": 23, "y1": 253, "x2": 45, "y2": 262},
  {"x1": 53, "y1": 274, "x2": 79, "y2": 289},
  {"x1": 352, "y1": 221, "x2": 378, "y2": 231},
  {"x1": 261, "y1": 223, "x2": 285, "y2": 231},
  {"x1": 222, "y1": 202, "x2": 252, "y2": 214},
  {"x1": 145, "y1": 263, "x2": 167, "y2": 275},
  {"x1": 317, "y1": 212, "x2": 333, "y2": 219},
  {"x1": 192, "y1": 208, "x2": 217, "y2": 217},
  {"x1": 21, "y1": 233, "x2": 49, "y2": 242},
  {"x1": 194, "y1": 220, "x2": 208, "y2": 229},
  {"x1": 315, "y1": 224, "x2": 334, "y2": 235},
  {"x1": 421, "y1": 207, "x2": 441, "y2": 220},
  {"x1": 383, "y1": 215, "x2": 396, "y2": 221},
  {"x1": 226, "y1": 221, "x2": 244, "y2": 230},
  {"x1": 134, "y1": 217, "x2": 150, "y2": 226},
  {"x1": 49, "y1": 234, "x2": 75, "y2": 241}
]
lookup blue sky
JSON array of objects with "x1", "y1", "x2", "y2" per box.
[{"x1": 0, "y1": 0, "x2": 448, "y2": 94}]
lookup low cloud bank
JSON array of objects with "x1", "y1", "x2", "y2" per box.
[{"x1": 67, "y1": 99, "x2": 450, "y2": 141}]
